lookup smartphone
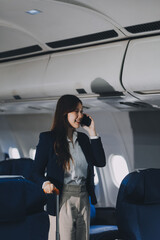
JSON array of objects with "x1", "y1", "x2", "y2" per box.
[{"x1": 81, "y1": 114, "x2": 91, "y2": 127}]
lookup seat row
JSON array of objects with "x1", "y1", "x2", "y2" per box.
[
  {"x1": 0, "y1": 158, "x2": 119, "y2": 240},
  {"x1": 1, "y1": 158, "x2": 159, "y2": 240}
]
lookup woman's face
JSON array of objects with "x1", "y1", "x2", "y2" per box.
[{"x1": 67, "y1": 102, "x2": 83, "y2": 129}]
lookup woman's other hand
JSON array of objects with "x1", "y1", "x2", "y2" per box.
[{"x1": 43, "y1": 181, "x2": 55, "y2": 194}]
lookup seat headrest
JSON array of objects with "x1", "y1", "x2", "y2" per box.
[
  {"x1": 0, "y1": 161, "x2": 12, "y2": 175},
  {"x1": 125, "y1": 169, "x2": 160, "y2": 204},
  {"x1": 0, "y1": 158, "x2": 34, "y2": 180}
]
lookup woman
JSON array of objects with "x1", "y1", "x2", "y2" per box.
[{"x1": 33, "y1": 94, "x2": 106, "y2": 240}]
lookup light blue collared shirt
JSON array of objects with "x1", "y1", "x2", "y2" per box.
[{"x1": 64, "y1": 131, "x2": 88, "y2": 185}]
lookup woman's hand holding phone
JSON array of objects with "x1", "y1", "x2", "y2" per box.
[
  {"x1": 81, "y1": 114, "x2": 97, "y2": 137},
  {"x1": 80, "y1": 114, "x2": 91, "y2": 127}
]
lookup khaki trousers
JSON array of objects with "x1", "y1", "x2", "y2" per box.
[{"x1": 48, "y1": 184, "x2": 90, "y2": 240}]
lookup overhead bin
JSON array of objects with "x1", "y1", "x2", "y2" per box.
[
  {"x1": 122, "y1": 36, "x2": 160, "y2": 106},
  {"x1": 43, "y1": 41, "x2": 128, "y2": 97},
  {"x1": 0, "y1": 56, "x2": 50, "y2": 100},
  {"x1": 0, "y1": 41, "x2": 128, "y2": 101}
]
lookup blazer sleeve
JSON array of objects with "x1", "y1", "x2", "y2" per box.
[
  {"x1": 90, "y1": 137, "x2": 106, "y2": 167},
  {"x1": 78, "y1": 132, "x2": 106, "y2": 167},
  {"x1": 32, "y1": 132, "x2": 50, "y2": 186}
]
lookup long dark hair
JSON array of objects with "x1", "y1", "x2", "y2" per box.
[{"x1": 51, "y1": 95, "x2": 82, "y2": 170}]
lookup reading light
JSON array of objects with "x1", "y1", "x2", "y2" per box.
[{"x1": 26, "y1": 9, "x2": 42, "y2": 15}]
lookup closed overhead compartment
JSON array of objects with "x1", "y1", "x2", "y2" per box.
[
  {"x1": 0, "y1": 56, "x2": 50, "y2": 100},
  {"x1": 122, "y1": 36, "x2": 160, "y2": 106},
  {"x1": 0, "y1": 41, "x2": 128, "y2": 101},
  {"x1": 43, "y1": 41, "x2": 128, "y2": 97}
]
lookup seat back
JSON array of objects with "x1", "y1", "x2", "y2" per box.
[
  {"x1": 0, "y1": 176, "x2": 49, "y2": 240},
  {"x1": 116, "y1": 168, "x2": 160, "y2": 240},
  {"x1": 0, "y1": 158, "x2": 34, "y2": 180}
]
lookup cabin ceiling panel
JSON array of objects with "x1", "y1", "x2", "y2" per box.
[
  {"x1": 0, "y1": 26, "x2": 39, "y2": 52},
  {"x1": 0, "y1": 0, "x2": 121, "y2": 44},
  {"x1": 1, "y1": 0, "x2": 160, "y2": 61},
  {"x1": 77, "y1": 0, "x2": 160, "y2": 29}
]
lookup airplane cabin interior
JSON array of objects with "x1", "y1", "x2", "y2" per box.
[{"x1": 1, "y1": 0, "x2": 160, "y2": 239}]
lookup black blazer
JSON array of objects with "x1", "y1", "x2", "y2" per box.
[{"x1": 33, "y1": 130, "x2": 106, "y2": 216}]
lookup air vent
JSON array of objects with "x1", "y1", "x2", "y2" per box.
[
  {"x1": 0, "y1": 45, "x2": 42, "y2": 59},
  {"x1": 76, "y1": 88, "x2": 87, "y2": 94},
  {"x1": 125, "y1": 21, "x2": 160, "y2": 34},
  {"x1": 47, "y1": 30, "x2": 118, "y2": 48},
  {"x1": 13, "y1": 95, "x2": 21, "y2": 100}
]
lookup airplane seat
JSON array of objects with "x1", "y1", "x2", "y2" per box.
[
  {"x1": 0, "y1": 159, "x2": 49, "y2": 240},
  {"x1": 116, "y1": 168, "x2": 160, "y2": 240},
  {"x1": 90, "y1": 199, "x2": 119, "y2": 240},
  {"x1": 0, "y1": 158, "x2": 34, "y2": 180}
]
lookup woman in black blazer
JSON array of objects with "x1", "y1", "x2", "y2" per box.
[{"x1": 33, "y1": 95, "x2": 106, "y2": 240}]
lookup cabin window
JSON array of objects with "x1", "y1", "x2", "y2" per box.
[
  {"x1": 8, "y1": 147, "x2": 20, "y2": 159},
  {"x1": 109, "y1": 154, "x2": 129, "y2": 188},
  {"x1": 94, "y1": 166, "x2": 99, "y2": 185},
  {"x1": 29, "y1": 148, "x2": 36, "y2": 160}
]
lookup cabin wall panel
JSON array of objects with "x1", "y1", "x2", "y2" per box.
[
  {"x1": 84, "y1": 110, "x2": 134, "y2": 207},
  {"x1": 129, "y1": 111, "x2": 160, "y2": 169},
  {"x1": 0, "y1": 114, "x2": 52, "y2": 158},
  {"x1": 0, "y1": 115, "x2": 23, "y2": 158}
]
